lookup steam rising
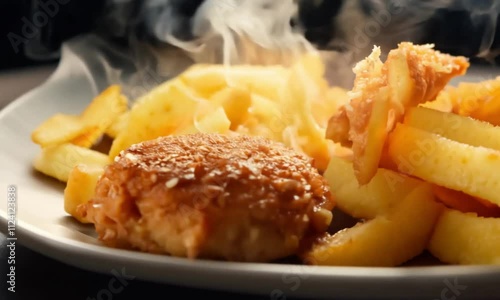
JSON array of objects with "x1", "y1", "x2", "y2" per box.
[
  {"x1": 94, "y1": 0, "x2": 500, "y2": 92},
  {"x1": 162, "y1": 0, "x2": 315, "y2": 66}
]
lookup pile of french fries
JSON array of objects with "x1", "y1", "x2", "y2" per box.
[
  {"x1": 30, "y1": 43, "x2": 500, "y2": 267},
  {"x1": 31, "y1": 52, "x2": 346, "y2": 224},
  {"x1": 305, "y1": 44, "x2": 500, "y2": 267}
]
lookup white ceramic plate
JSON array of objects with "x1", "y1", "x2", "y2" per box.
[{"x1": 1, "y1": 38, "x2": 500, "y2": 299}]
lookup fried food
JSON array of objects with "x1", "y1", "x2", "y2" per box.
[
  {"x1": 340, "y1": 46, "x2": 389, "y2": 185},
  {"x1": 105, "y1": 54, "x2": 342, "y2": 171},
  {"x1": 179, "y1": 64, "x2": 288, "y2": 100},
  {"x1": 30, "y1": 40, "x2": 500, "y2": 267},
  {"x1": 31, "y1": 114, "x2": 90, "y2": 147},
  {"x1": 386, "y1": 124, "x2": 500, "y2": 207},
  {"x1": 109, "y1": 80, "x2": 201, "y2": 158},
  {"x1": 386, "y1": 43, "x2": 469, "y2": 112},
  {"x1": 65, "y1": 164, "x2": 104, "y2": 223},
  {"x1": 31, "y1": 85, "x2": 128, "y2": 148},
  {"x1": 323, "y1": 155, "x2": 421, "y2": 219},
  {"x1": 428, "y1": 209, "x2": 500, "y2": 265},
  {"x1": 327, "y1": 43, "x2": 469, "y2": 185},
  {"x1": 80, "y1": 133, "x2": 335, "y2": 262},
  {"x1": 303, "y1": 183, "x2": 442, "y2": 267},
  {"x1": 404, "y1": 106, "x2": 500, "y2": 151},
  {"x1": 433, "y1": 186, "x2": 500, "y2": 218},
  {"x1": 449, "y1": 77, "x2": 500, "y2": 125},
  {"x1": 105, "y1": 111, "x2": 129, "y2": 139},
  {"x1": 33, "y1": 143, "x2": 110, "y2": 182}
]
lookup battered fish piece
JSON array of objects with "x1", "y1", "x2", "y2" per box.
[{"x1": 79, "y1": 133, "x2": 334, "y2": 262}]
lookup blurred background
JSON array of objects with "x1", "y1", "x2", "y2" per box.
[
  {"x1": 0, "y1": 0, "x2": 102, "y2": 70},
  {"x1": 2, "y1": 0, "x2": 500, "y2": 71}
]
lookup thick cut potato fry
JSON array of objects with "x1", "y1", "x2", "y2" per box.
[
  {"x1": 209, "y1": 86, "x2": 251, "y2": 130},
  {"x1": 175, "y1": 107, "x2": 231, "y2": 135},
  {"x1": 105, "y1": 112, "x2": 129, "y2": 139},
  {"x1": 386, "y1": 43, "x2": 469, "y2": 111},
  {"x1": 420, "y1": 87, "x2": 454, "y2": 112},
  {"x1": 404, "y1": 106, "x2": 500, "y2": 151},
  {"x1": 387, "y1": 124, "x2": 500, "y2": 206},
  {"x1": 81, "y1": 85, "x2": 128, "y2": 127},
  {"x1": 450, "y1": 77, "x2": 500, "y2": 125},
  {"x1": 433, "y1": 186, "x2": 500, "y2": 218},
  {"x1": 31, "y1": 85, "x2": 127, "y2": 148},
  {"x1": 353, "y1": 86, "x2": 390, "y2": 184},
  {"x1": 180, "y1": 64, "x2": 288, "y2": 100},
  {"x1": 109, "y1": 80, "x2": 199, "y2": 158},
  {"x1": 78, "y1": 85, "x2": 128, "y2": 147},
  {"x1": 324, "y1": 155, "x2": 422, "y2": 219},
  {"x1": 64, "y1": 164, "x2": 104, "y2": 223},
  {"x1": 238, "y1": 93, "x2": 285, "y2": 141},
  {"x1": 428, "y1": 209, "x2": 500, "y2": 265},
  {"x1": 31, "y1": 114, "x2": 89, "y2": 147},
  {"x1": 33, "y1": 143, "x2": 110, "y2": 182},
  {"x1": 345, "y1": 47, "x2": 389, "y2": 185},
  {"x1": 70, "y1": 126, "x2": 102, "y2": 148},
  {"x1": 303, "y1": 184, "x2": 442, "y2": 266},
  {"x1": 329, "y1": 43, "x2": 468, "y2": 185},
  {"x1": 283, "y1": 54, "x2": 333, "y2": 171}
]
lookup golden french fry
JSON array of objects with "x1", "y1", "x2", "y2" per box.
[
  {"x1": 329, "y1": 43, "x2": 468, "y2": 185},
  {"x1": 209, "y1": 86, "x2": 251, "y2": 130},
  {"x1": 31, "y1": 114, "x2": 88, "y2": 147},
  {"x1": 238, "y1": 93, "x2": 284, "y2": 141},
  {"x1": 352, "y1": 86, "x2": 390, "y2": 184},
  {"x1": 109, "y1": 80, "x2": 199, "y2": 158},
  {"x1": 325, "y1": 86, "x2": 349, "y2": 117},
  {"x1": 31, "y1": 85, "x2": 127, "y2": 149},
  {"x1": 105, "y1": 112, "x2": 129, "y2": 139},
  {"x1": 282, "y1": 53, "x2": 333, "y2": 171},
  {"x1": 428, "y1": 209, "x2": 500, "y2": 265},
  {"x1": 64, "y1": 164, "x2": 104, "y2": 223},
  {"x1": 180, "y1": 64, "x2": 288, "y2": 100},
  {"x1": 78, "y1": 85, "x2": 128, "y2": 147},
  {"x1": 70, "y1": 126, "x2": 102, "y2": 148},
  {"x1": 323, "y1": 155, "x2": 422, "y2": 219},
  {"x1": 433, "y1": 185, "x2": 500, "y2": 218},
  {"x1": 81, "y1": 85, "x2": 128, "y2": 125},
  {"x1": 303, "y1": 183, "x2": 442, "y2": 267},
  {"x1": 404, "y1": 106, "x2": 500, "y2": 151},
  {"x1": 175, "y1": 107, "x2": 231, "y2": 135},
  {"x1": 33, "y1": 143, "x2": 110, "y2": 182},
  {"x1": 450, "y1": 77, "x2": 500, "y2": 125},
  {"x1": 420, "y1": 86, "x2": 454, "y2": 112},
  {"x1": 387, "y1": 123, "x2": 500, "y2": 207},
  {"x1": 344, "y1": 47, "x2": 390, "y2": 185}
]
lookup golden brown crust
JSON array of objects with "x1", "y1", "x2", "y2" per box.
[
  {"x1": 80, "y1": 133, "x2": 335, "y2": 262},
  {"x1": 395, "y1": 42, "x2": 470, "y2": 107},
  {"x1": 326, "y1": 43, "x2": 469, "y2": 185}
]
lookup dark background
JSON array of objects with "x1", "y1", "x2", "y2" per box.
[
  {"x1": 0, "y1": 0, "x2": 102, "y2": 71},
  {"x1": 1, "y1": 0, "x2": 53, "y2": 70}
]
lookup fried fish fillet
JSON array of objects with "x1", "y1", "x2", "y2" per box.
[{"x1": 79, "y1": 133, "x2": 335, "y2": 262}]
